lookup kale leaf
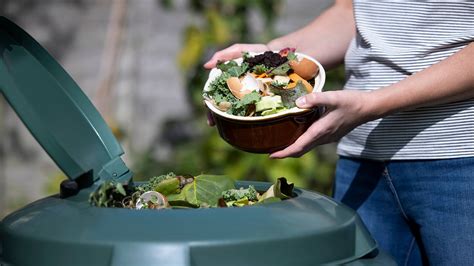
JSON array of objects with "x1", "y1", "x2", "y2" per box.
[
  {"x1": 253, "y1": 64, "x2": 270, "y2": 75},
  {"x1": 217, "y1": 61, "x2": 249, "y2": 77},
  {"x1": 230, "y1": 91, "x2": 261, "y2": 116},
  {"x1": 205, "y1": 72, "x2": 234, "y2": 104},
  {"x1": 222, "y1": 186, "x2": 258, "y2": 202},
  {"x1": 139, "y1": 172, "x2": 177, "y2": 191}
]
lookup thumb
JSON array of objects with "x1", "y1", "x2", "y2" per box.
[{"x1": 296, "y1": 92, "x2": 334, "y2": 109}]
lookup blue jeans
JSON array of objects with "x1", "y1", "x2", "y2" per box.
[{"x1": 334, "y1": 156, "x2": 474, "y2": 266}]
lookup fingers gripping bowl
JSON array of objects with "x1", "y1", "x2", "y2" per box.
[{"x1": 203, "y1": 50, "x2": 326, "y2": 153}]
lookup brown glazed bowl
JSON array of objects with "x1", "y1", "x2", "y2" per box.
[{"x1": 204, "y1": 52, "x2": 326, "y2": 153}]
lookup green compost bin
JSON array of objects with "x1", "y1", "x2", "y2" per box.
[{"x1": 0, "y1": 17, "x2": 396, "y2": 266}]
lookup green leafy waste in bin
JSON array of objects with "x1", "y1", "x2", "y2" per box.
[{"x1": 89, "y1": 173, "x2": 295, "y2": 209}]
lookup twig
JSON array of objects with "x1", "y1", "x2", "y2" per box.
[{"x1": 95, "y1": 0, "x2": 128, "y2": 120}]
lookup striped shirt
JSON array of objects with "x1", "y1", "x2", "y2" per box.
[{"x1": 337, "y1": 1, "x2": 474, "y2": 160}]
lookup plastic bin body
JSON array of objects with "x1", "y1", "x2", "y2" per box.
[{"x1": 1, "y1": 182, "x2": 396, "y2": 266}]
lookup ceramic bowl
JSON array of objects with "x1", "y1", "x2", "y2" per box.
[{"x1": 204, "y1": 52, "x2": 326, "y2": 153}]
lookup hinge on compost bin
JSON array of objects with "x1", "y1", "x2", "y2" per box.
[
  {"x1": 98, "y1": 157, "x2": 133, "y2": 183},
  {"x1": 59, "y1": 170, "x2": 94, "y2": 198}
]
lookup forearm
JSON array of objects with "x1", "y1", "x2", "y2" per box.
[
  {"x1": 368, "y1": 42, "x2": 474, "y2": 119},
  {"x1": 267, "y1": 0, "x2": 355, "y2": 69}
]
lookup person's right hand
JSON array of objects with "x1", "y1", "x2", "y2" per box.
[
  {"x1": 203, "y1": 43, "x2": 270, "y2": 69},
  {"x1": 204, "y1": 43, "x2": 271, "y2": 126}
]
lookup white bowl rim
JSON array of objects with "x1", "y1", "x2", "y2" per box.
[{"x1": 203, "y1": 51, "x2": 326, "y2": 121}]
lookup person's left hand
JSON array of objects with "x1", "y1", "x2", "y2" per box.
[{"x1": 270, "y1": 90, "x2": 378, "y2": 158}]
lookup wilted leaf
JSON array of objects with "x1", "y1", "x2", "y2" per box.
[
  {"x1": 178, "y1": 174, "x2": 235, "y2": 207},
  {"x1": 261, "y1": 177, "x2": 294, "y2": 201}
]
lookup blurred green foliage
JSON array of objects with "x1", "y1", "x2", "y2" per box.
[
  {"x1": 133, "y1": 126, "x2": 336, "y2": 194},
  {"x1": 40, "y1": 1, "x2": 344, "y2": 196},
  {"x1": 130, "y1": 0, "x2": 345, "y2": 195}
]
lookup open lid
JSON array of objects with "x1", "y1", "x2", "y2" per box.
[{"x1": 0, "y1": 16, "x2": 131, "y2": 182}]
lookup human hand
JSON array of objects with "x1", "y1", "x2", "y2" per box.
[
  {"x1": 270, "y1": 90, "x2": 377, "y2": 158},
  {"x1": 207, "y1": 110, "x2": 215, "y2": 127},
  {"x1": 203, "y1": 43, "x2": 270, "y2": 69}
]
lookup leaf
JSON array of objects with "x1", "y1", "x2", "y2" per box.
[
  {"x1": 217, "y1": 60, "x2": 239, "y2": 72},
  {"x1": 168, "y1": 199, "x2": 199, "y2": 208},
  {"x1": 260, "y1": 177, "x2": 294, "y2": 201},
  {"x1": 140, "y1": 172, "x2": 177, "y2": 191},
  {"x1": 253, "y1": 64, "x2": 270, "y2": 74},
  {"x1": 115, "y1": 183, "x2": 126, "y2": 196},
  {"x1": 271, "y1": 81, "x2": 308, "y2": 108},
  {"x1": 231, "y1": 91, "x2": 261, "y2": 116},
  {"x1": 233, "y1": 197, "x2": 250, "y2": 207},
  {"x1": 276, "y1": 177, "x2": 294, "y2": 199},
  {"x1": 217, "y1": 61, "x2": 249, "y2": 77},
  {"x1": 178, "y1": 174, "x2": 236, "y2": 207},
  {"x1": 154, "y1": 178, "x2": 180, "y2": 196},
  {"x1": 255, "y1": 197, "x2": 281, "y2": 205},
  {"x1": 269, "y1": 62, "x2": 290, "y2": 75},
  {"x1": 167, "y1": 193, "x2": 199, "y2": 208},
  {"x1": 260, "y1": 184, "x2": 275, "y2": 200},
  {"x1": 227, "y1": 62, "x2": 249, "y2": 77},
  {"x1": 205, "y1": 71, "x2": 239, "y2": 107},
  {"x1": 222, "y1": 185, "x2": 258, "y2": 201},
  {"x1": 89, "y1": 181, "x2": 132, "y2": 207},
  {"x1": 167, "y1": 193, "x2": 185, "y2": 202},
  {"x1": 287, "y1": 51, "x2": 297, "y2": 61},
  {"x1": 239, "y1": 91, "x2": 261, "y2": 107}
]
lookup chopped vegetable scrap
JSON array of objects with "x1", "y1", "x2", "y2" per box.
[
  {"x1": 204, "y1": 48, "x2": 319, "y2": 117},
  {"x1": 89, "y1": 173, "x2": 294, "y2": 210}
]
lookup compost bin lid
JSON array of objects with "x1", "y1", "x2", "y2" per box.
[{"x1": 0, "y1": 16, "x2": 131, "y2": 183}]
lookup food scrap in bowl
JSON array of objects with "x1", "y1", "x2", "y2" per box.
[{"x1": 203, "y1": 48, "x2": 321, "y2": 118}]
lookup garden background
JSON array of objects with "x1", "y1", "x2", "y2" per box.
[{"x1": 0, "y1": 0, "x2": 344, "y2": 219}]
